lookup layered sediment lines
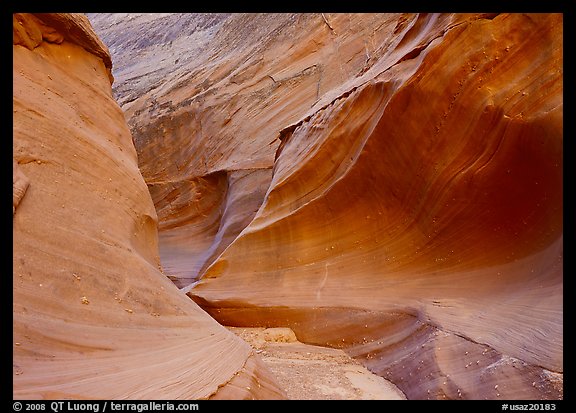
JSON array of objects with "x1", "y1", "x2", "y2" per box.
[
  {"x1": 13, "y1": 13, "x2": 284, "y2": 399},
  {"x1": 90, "y1": 13, "x2": 563, "y2": 399}
]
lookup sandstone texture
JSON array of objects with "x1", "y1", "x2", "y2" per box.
[
  {"x1": 13, "y1": 13, "x2": 285, "y2": 400},
  {"x1": 87, "y1": 13, "x2": 562, "y2": 400}
]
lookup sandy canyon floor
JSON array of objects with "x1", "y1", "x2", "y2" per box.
[{"x1": 229, "y1": 327, "x2": 406, "y2": 400}]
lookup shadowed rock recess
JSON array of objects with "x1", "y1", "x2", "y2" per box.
[{"x1": 13, "y1": 13, "x2": 561, "y2": 400}]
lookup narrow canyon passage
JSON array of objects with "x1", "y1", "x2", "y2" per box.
[
  {"x1": 87, "y1": 12, "x2": 563, "y2": 400},
  {"x1": 13, "y1": 13, "x2": 562, "y2": 400}
]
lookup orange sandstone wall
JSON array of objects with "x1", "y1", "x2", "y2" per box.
[{"x1": 13, "y1": 13, "x2": 285, "y2": 400}]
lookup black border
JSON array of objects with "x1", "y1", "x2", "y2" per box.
[{"x1": 6, "y1": 3, "x2": 574, "y2": 408}]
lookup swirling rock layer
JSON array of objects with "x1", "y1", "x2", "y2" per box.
[
  {"x1": 13, "y1": 13, "x2": 285, "y2": 400},
  {"x1": 89, "y1": 13, "x2": 563, "y2": 400}
]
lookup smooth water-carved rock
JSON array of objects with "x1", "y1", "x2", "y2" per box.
[
  {"x1": 90, "y1": 13, "x2": 563, "y2": 400},
  {"x1": 13, "y1": 13, "x2": 284, "y2": 400}
]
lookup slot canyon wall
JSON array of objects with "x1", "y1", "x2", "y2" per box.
[
  {"x1": 87, "y1": 13, "x2": 562, "y2": 400},
  {"x1": 13, "y1": 12, "x2": 561, "y2": 400},
  {"x1": 12, "y1": 13, "x2": 286, "y2": 399}
]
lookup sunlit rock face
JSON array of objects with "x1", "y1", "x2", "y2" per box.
[
  {"x1": 13, "y1": 13, "x2": 285, "y2": 400},
  {"x1": 90, "y1": 13, "x2": 563, "y2": 400}
]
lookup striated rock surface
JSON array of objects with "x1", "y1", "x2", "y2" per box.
[
  {"x1": 89, "y1": 13, "x2": 563, "y2": 400},
  {"x1": 13, "y1": 13, "x2": 285, "y2": 400}
]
